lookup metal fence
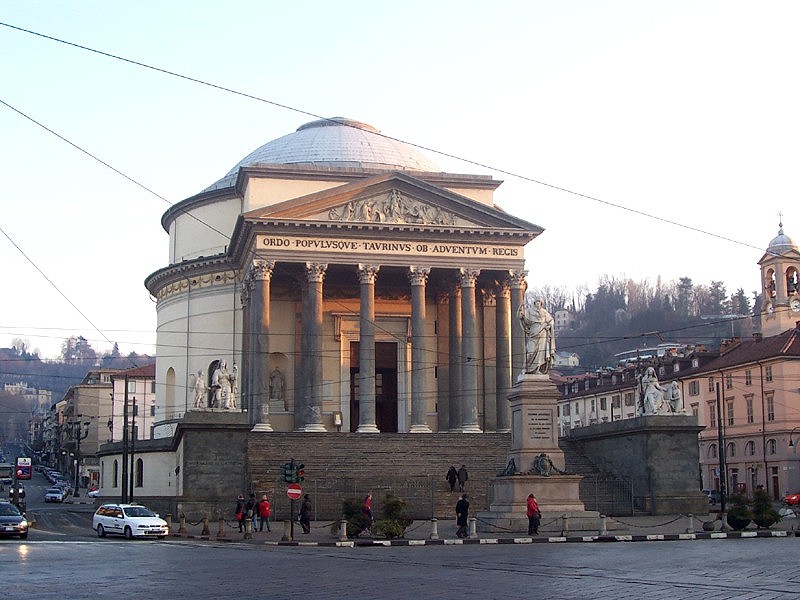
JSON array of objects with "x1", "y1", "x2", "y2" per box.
[{"x1": 578, "y1": 475, "x2": 635, "y2": 516}]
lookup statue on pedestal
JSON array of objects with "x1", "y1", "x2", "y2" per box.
[
  {"x1": 192, "y1": 370, "x2": 207, "y2": 409},
  {"x1": 518, "y1": 299, "x2": 556, "y2": 375}
]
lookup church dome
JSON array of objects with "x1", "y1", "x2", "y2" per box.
[
  {"x1": 767, "y1": 224, "x2": 798, "y2": 255},
  {"x1": 204, "y1": 118, "x2": 440, "y2": 191}
]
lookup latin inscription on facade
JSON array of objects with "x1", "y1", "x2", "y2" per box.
[{"x1": 257, "y1": 234, "x2": 519, "y2": 259}]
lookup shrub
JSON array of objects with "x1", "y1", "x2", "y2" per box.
[
  {"x1": 751, "y1": 489, "x2": 781, "y2": 529},
  {"x1": 372, "y1": 493, "x2": 413, "y2": 539},
  {"x1": 726, "y1": 493, "x2": 752, "y2": 530},
  {"x1": 329, "y1": 497, "x2": 371, "y2": 538}
]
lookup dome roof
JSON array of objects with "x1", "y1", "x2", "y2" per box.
[
  {"x1": 767, "y1": 223, "x2": 798, "y2": 255},
  {"x1": 204, "y1": 118, "x2": 440, "y2": 191}
]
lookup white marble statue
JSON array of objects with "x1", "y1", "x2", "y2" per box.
[
  {"x1": 192, "y1": 370, "x2": 207, "y2": 408},
  {"x1": 666, "y1": 381, "x2": 684, "y2": 414},
  {"x1": 637, "y1": 366, "x2": 665, "y2": 415},
  {"x1": 212, "y1": 360, "x2": 233, "y2": 409},
  {"x1": 269, "y1": 367, "x2": 285, "y2": 402},
  {"x1": 518, "y1": 299, "x2": 556, "y2": 375}
]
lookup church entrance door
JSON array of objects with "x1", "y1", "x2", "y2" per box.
[{"x1": 350, "y1": 341, "x2": 398, "y2": 432}]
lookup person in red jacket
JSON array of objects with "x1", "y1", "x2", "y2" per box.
[
  {"x1": 526, "y1": 493, "x2": 541, "y2": 535},
  {"x1": 258, "y1": 494, "x2": 271, "y2": 532}
]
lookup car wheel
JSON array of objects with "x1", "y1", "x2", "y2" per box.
[
  {"x1": 124, "y1": 525, "x2": 133, "y2": 539},
  {"x1": 158, "y1": 535, "x2": 166, "y2": 540},
  {"x1": 97, "y1": 524, "x2": 106, "y2": 538},
  {"x1": 19, "y1": 532, "x2": 28, "y2": 540}
]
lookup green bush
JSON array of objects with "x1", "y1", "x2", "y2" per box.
[
  {"x1": 726, "y1": 493, "x2": 752, "y2": 530},
  {"x1": 373, "y1": 493, "x2": 413, "y2": 539},
  {"x1": 329, "y1": 497, "x2": 371, "y2": 538},
  {"x1": 751, "y1": 489, "x2": 781, "y2": 529}
]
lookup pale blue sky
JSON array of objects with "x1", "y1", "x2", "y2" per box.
[{"x1": 2, "y1": 1, "x2": 798, "y2": 358}]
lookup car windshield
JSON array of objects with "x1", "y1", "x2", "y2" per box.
[
  {"x1": 46, "y1": 488, "x2": 61, "y2": 493},
  {"x1": 0, "y1": 505, "x2": 21, "y2": 516},
  {"x1": 123, "y1": 506, "x2": 156, "y2": 518}
]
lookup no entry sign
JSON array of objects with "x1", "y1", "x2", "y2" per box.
[{"x1": 287, "y1": 483, "x2": 302, "y2": 500}]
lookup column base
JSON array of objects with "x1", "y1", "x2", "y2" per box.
[
  {"x1": 356, "y1": 424, "x2": 380, "y2": 433},
  {"x1": 460, "y1": 424, "x2": 483, "y2": 433},
  {"x1": 251, "y1": 423, "x2": 273, "y2": 432},
  {"x1": 297, "y1": 423, "x2": 327, "y2": 433},
  {"x1": 409, "y1": 424, "x2": 432, "y2": 433}
]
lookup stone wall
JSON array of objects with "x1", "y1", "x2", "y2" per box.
[{"x1": 567, "y1": 415, "x2": 707, "y2": 515}]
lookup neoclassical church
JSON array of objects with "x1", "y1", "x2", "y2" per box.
[{"x1": 145, "y1": 118, "x2": 543, "y2": 437}]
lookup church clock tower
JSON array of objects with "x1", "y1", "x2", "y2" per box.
[{"x1": 759, "y1": 221, "x2": 800, "y2": 337}]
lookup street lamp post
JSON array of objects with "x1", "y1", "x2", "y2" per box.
[{"x1": 67, "y1": 417, "x2": 90, "y2": 497}]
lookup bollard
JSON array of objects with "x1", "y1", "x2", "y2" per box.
[
  {"x1": 201, "y1": 515, "x2": 210, "y2": 537},
  {"x1": 178, "y1": 513, "x2": 187, "y2": 536},
  {"x1": 281, "y1": 519, "x2": 291, "y2": 541},
  {"x1": 164, "y1": 513, "x2": 173, "y2": 534},
  {"x1": 599, "y1": 514, "x2": 607, "y2": 536},
  {"x1": 429, "y1": 518, "x2": 439, "y2": 540},
  {"x1": 560, "y1": 514, "x2": 570, "y2": 537},
  {"x1": 339, "y1": 519, "x2": 348, "y2": 542},
  {"x1": 468, "y1": 516, "x2": 478, "y2": 539},
  {"x1": 685, "y1": 513, "x2": 695, "y2": 534},
  {"x1": 244, "y1": 516, "x2": 253, "y2": 539},
  {"x1": 217, "y1": 517, "x2": 226, "y2": 538}
]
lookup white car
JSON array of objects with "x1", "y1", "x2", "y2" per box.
[
  {"x1": 44, "y1": 487, "x2": 65, "y2": 503},
  {"x1": 93, "y1": 503, "x2": 169, "y2": 539}
]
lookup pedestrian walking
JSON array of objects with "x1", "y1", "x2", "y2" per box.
[
  {"x1": 362, "y1": 493, "x2": 374, "y2": 534},
  {"x1": 298, "y1": 493, "x2": 312, "y2": 534},
  {"x1": 526, "y1": 493, "x2": 541, "y2": 535},
  {"x1": 258, "y1": 494, "x2": 271, "y2": 532},
  {"x1": 455, "y1": 493, "x2": 469, "y2": 538},
  {"x1": 446, "y1": 466, "x2": 458, "y2": 492},
  {"x1": 235, "y1": 494, "x2": 246, "y2": 533},
  {"x1": 457, "y1": 464, "x2": 469, "y2": 492},
  {"x1": 246, "y1": 493, "x2": 257, "y2": 531}
]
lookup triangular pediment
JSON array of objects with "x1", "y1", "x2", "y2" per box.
[{"x1": 242, "y1": 172, "x2": 541, "y2": 232}]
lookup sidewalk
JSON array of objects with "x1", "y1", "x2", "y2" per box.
[{"x1": 165, "y1": 512, "x2": 800, "y2": 547}]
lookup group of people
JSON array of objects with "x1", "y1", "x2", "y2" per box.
[
  {"x1": 453, "y1": 492, "x2": 541, "y2": 538},
  {"x1": 445, "y1": 464, "x2": 469, "y2": 493},
  {"x1": 234, "y1": 492, "x2": 272, "y2": 533}
]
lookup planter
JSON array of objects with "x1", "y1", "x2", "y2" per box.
[{"x1": 726, "y1": 514, "x2": 751, "y2": 530}]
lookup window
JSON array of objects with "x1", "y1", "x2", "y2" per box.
[
  {"x1": 624, "y1": 393, "x2": 635, "y2": 407},
  {"x1": 135, "y1": 458, "x2": 144, "y2": 488},
  {"x1": 612, "y1": 395, "x2": 621, "y2": 409},
  {"x1": 688, "y1": 381, "x2": 700, "y2": 396},
  {"x1": 726, "y1": 442, "x2": 736, "y2": 457},
  {"x1": 584, "y1": 380, "x2": 590, "y2": 391},
  {"x1": 745, "y1": 396, "x2": 754, "y2": 424},
  {"x1": 708, "y1": 443, "x2": 717, "y2": 458},
  {"x1": 574, "y1": 403, "x2": 580, "y2": 414},
  {"x1": 150, "y1": 405, "x2": 156, "y2": 417},
  {"x1": 725, "y1": 373, "x2": 733, "y2": 390},
  {"x1": 708, "y1": 377, "x2": 715, "y2": 393},
  {"x1": 563, "y1": 404, "x2": 571, "y2": 416},
  {"x1": 600, "y1": 397, "x2": 607, "y2": 411},
  {"x1": 726, "y1": 400, "x2": 734, "y2": 426},
  {"x1": 150, "y1": 381, "x2": 156, "y2": 394},
  {"x1": 767, "y1": 439, "x2": 777, "y2": 455},
  {"x1": 127, "y1": 380, "x2": 136, "y2": 394},
  {"x1": 113, "y1": 460, "x2": 119, "y2": 488},
  {"x1": 745, "y1": 441, "x2": 755, "y2": 456},
  {"x1": 691, "y1": 403, "x2": 699, "y2": 419},
  {"x1": 590, "y1": 399, "x2": 596, "y2": 412},
  {"x1": 745, "y1": 370, "x2": 752, "y2": 386},
  {"x1": 767, "y1": 393, "x2": 775, "y2": 421},
  {"x1": 765, "y1": 365, "x2": 773, "y2": 382},
  {"x1": 709, "y1": 404, "x2": 716, "y2": 428}
]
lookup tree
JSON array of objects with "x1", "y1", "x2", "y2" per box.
[
  {"x1": 60, "y1": 336, "x2": 97, "y2": 365},
  {"x1": 676, "y1": 277, "x2": 693, "y2": 317},
  {"x1": 730, "y1": 288, "x2": 752, "y2": 315}
]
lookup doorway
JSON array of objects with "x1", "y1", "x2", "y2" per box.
[{"x1": 350, "y1": 341, "x2": 398, "y2": 432}]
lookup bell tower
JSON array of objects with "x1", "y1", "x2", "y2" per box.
[{"x1": 759, "y1": 221, "x2": 800, "y2": 337}]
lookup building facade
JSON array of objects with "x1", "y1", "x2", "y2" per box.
[{"x1": 145, "y1": 118, "x2": 543, "y2": 436}]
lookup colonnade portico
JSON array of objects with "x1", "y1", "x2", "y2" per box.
[{"x1": 242, "y1": 255, "x2": 529, "y2": 434}]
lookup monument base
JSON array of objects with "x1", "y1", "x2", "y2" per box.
[{"x1": 479, "y1": 474, "x2": 600, "y2": 533}]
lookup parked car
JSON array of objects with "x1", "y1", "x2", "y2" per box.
[
  {"x1": 44, "y1": 487, "x2": 65, "y2": 503},
  {"x1": 93, "y1": 503, "x2": 169, "y2": 539},
  {"x1": 703, "y1": 489, "x2": 721, "y2": 504},
  {"x1": 87, "y1": 488, "x2": 100, "y2": 498},
  {"x1": 784, "y1": 492, "x2": 800, "y2": 506},
  {"x1": 0, "y1": 501, "x2": 28, "y2": 539}
]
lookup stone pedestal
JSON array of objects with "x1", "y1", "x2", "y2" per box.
[{"x1": 507, "y1": 374, "x2": 565, "y2": 472}]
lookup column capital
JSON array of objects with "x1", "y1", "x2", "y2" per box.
[
  {"x1": 305, "y1": 262, "x2": 328, "y2": 283},
  {"x1": 482, "y1": 288, "x2": 497, "y2": 307},
  {"x1": 357, "y1": 263, "x2": 380, "y2": 284},
  {"x1": 507, "y1": 270, "x2": 528, "y2": 289},
  {"x1": 495, "y1": 279, "x2": 511, "y2": 300},
  {"x1": 408, "y1": 265, "x2": 431, "y2": 286},
  {"x1": 458, "y1": 268, "x2": 481, "y2": 287},
  {"x1": 252, "y1": 259, "x2": 276, "y2": 281}
]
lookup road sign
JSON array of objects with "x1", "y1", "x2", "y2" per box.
[{"x1": 287, "y1": 483, "x2": 302, "y2": 500}]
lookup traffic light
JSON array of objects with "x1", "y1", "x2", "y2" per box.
[
  {"x1": 281, "y1": 462, "x2": 293, "y2": 483},
  {"x1": 294, "y1": 463, "x2": 305, "y2": 482}
]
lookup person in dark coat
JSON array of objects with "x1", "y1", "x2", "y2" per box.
[
  {"x1": 457, "y1": 465, "x2": 469, "y2": 492},
  {"x1": 455, "y1": 493, "x2": 469, "y2": 538},
  {"x1": 446, "y1": 466, "x2": 458, "y2": 492},
  {"x1": 235, "y1": 494, "x2": 246, "y2": 532},
  {"x1": 298, "y1": 494, "x2": 312, "y2": 534},
  {"x1": 245, "y1": 493, "x2": 257, "y2": 530}
]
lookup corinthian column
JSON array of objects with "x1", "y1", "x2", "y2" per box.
[
  {"x1": 459, "y1": 268, "x2": 482, "y2": 433},
  {"x1": 357, "y1": 264, "x2": 380, "y2": 433},
  {"x1": 409, "y1": 266, "x2": 432, "y2": 433},
  {"x1": 250, "y1": 259, "x2": 275, "y2": 432},
  {"x1": 299, "y1": 262, "x2": 327, "y2": 432},
  {"x1": 508, "y1": 270, "x2": 527, "y2": 382},
  {"x1": 495, "y1": 280, "x2": 511, "y2": 432},
  {"x1": 448, "y1": 284, "x2": 462, "y2": 432}
]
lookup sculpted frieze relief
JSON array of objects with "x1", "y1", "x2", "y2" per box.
[
  {"x1": 328, "y1": 189, "x2": 457, "y2": 226},
  {"x1": 156, "y1": 270, "x2": 237, "y2": 301}
]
